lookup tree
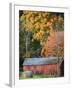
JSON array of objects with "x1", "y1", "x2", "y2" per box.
[{"x1": 19, "y1": 10, "x2": 64, "y2": 58}]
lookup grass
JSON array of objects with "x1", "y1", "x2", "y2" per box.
[{"x1": 19, "y1": 73, "x2": 58, "y2": 80}]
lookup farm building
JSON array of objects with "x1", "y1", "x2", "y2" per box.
[{"x1": 23, "y1": 57, "x2": 64, "y2": 76}]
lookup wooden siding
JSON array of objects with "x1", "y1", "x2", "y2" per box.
[{"x1": 23, "y1": 64, "x2": 59, "y2": 75}]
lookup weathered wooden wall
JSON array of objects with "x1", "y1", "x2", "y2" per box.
[{"x1": 23, "y1": 64, "x2": 59, "y2": 75}]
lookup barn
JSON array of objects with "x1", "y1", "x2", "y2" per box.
[{"x1": 23, "y1": 57, "x2": 64, "y2": 76}]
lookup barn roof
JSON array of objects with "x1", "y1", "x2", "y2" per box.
[{"x1": 23, "y1": 57, "x2": 63, "y2": 65}]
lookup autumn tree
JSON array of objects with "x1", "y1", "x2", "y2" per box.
[{"x1": 19, "y1": 10, "x2": 64, "y2": 58}]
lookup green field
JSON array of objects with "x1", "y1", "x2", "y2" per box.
[{"x1": 19, "y1": 73, "x2": 58, "y2": 80}]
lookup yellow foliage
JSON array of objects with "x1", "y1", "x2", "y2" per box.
[
  {"x1": 34, "y1": 22, "x2": 40, "y2": 30},
  {"x1": 42, "y1": 12, "x2": 49, "y2": 17},
  {"x1": 33, "y1": 30, "x2": 45, "y2": 42},
  {"x1": 20, "y1": 10, "x2": 64, "y2": 47}
]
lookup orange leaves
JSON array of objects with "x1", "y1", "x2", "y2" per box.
[
  {"x1": 20, "y1": 10, "x2": 64, "y2": 58},
  {"x1": 20, "y1": 10, "x2": 64, "y2": 50},
  {"x1": 47, "y1": 22, "x2": 52, "y2": 27},
  {"x1": 41, "y1": 31, "x2": 64, "y2": 57}
]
